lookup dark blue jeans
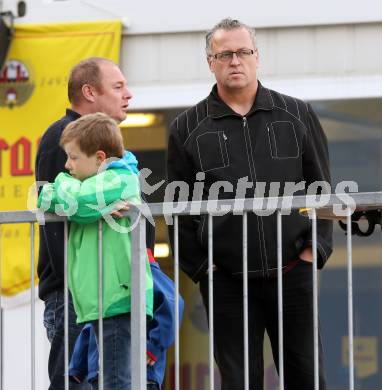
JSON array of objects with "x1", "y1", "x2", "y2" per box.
[
  {"x1": 91, "y1": 314, "x2": 132, "y2": 390},
  {"x1": 199, "y1": 260, "x2": 327, "y2": 390},
  {"x1": 43, "y1": 290, "x2": 91, "y2": 389}
]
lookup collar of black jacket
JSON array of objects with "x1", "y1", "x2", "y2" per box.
[
  {"x1": 66, "y1": 108, "x2": 82, "y2": 120},
  {"x1": 207, "y1": 80, "x2": 274, "y2": 118}
]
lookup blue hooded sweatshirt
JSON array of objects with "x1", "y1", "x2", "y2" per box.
[{"x1": 69, "y1": 258, "x2": 184, "y2": 387}]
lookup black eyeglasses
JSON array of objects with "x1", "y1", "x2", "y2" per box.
[{"x1": 210, "y1": 49, "x2": 255, "y2": 62}]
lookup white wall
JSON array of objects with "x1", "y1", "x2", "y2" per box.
[
  {"x1": 124, "y1": 23, "x2": 382, "y2": 109},
  {"x1": 2, "y1": 0, "x2": 382, "y2": 33},
  {"x1": 2, "y1": 0, "x2": 382, "y2": 108},
  {"x1": 2, "y1": 300, "x2": 50, "y2": 389}
]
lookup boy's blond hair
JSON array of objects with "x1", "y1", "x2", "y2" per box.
[{"x1": 60, "y1": 112, "x2": 124, "y2": 158}]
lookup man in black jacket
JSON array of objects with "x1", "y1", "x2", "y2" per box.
[
  {"x1": 36, "y1": 57, "x2": 155, "y2": 389},
  {"x1": 167, "y1": 19, "x2": 332, "y2": 389}
]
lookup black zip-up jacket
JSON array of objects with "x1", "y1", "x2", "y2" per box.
[
  {"x1": 167, "y1": 82, "x2": 333, "y2": 283},
  {"x1": 36, "y1": 109, "x2": 155, "y2": 301}
]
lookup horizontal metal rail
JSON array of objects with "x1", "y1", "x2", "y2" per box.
[
  {"x1": 1, "y1": 191, "x2": 382, "y2": 223},
  {"x1": 0, "y1": 191, "x2": 381, "y2": 389}
]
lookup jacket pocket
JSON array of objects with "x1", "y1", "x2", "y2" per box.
[
  {"x1": 196, "y1": 131, "x2": 230, "y2": 172},
  {"x1": 267, "y1": 121, "x2": 299, "y2": 159}
]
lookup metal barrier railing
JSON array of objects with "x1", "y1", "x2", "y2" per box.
[{"x1": 0, "y1": 191, "x2": 381, "y2": 389}]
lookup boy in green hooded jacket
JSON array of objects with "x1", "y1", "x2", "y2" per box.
[{"x1": 38, "y1": 112, "x2": 153, "y2": 389}]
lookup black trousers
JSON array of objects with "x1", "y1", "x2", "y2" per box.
[{"x1": 199, "y1": 261, "x2": 326, "y2": 390}]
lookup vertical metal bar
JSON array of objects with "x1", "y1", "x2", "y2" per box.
[
  {"x1": 131, "y1": 212, "x2": 147, "y2": 389},
  {"x1": 277, "y1": 211, "x2": 284, "y2": 390},
  {"x1": 311, "y1": 209, "x2": 319, "y2": 390},
  {"x1": 30, "y1": 223, "x2": 35, "y2": 390},
  {"x1": 242, "y1": 212, "x2": 249, "y2": 390},
  {"x1": 98, "y1": 220, "x2": 104, "y2": 390},
  {"x1": 346, "y1": 209, "x2": 355, "y2": 390},
  {"x1": 63, "y1": 221, "x2": 69, "y2": 390},
  {"x1": 208, "y1": 213, "x2": 214, "y2": 390},
  {"x1": 174, "y1": 216, "x2": 180, "y2": 390}
]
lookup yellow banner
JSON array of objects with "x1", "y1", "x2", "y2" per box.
[{"x1": 0, "y1": 20, "x2": 121, "y2": 298}]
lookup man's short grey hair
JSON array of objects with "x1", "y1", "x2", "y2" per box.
[{"x1": 205, "y1": 18, "x2": 257, "y2": 56}]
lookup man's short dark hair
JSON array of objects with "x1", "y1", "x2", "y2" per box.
[{"x1": 67, "y1": 57, "x2": 115, "y2": 105}]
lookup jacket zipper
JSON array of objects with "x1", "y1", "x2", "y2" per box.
[{"x1": 242, "y1": 116, "x2": 267, "y2": 277}]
